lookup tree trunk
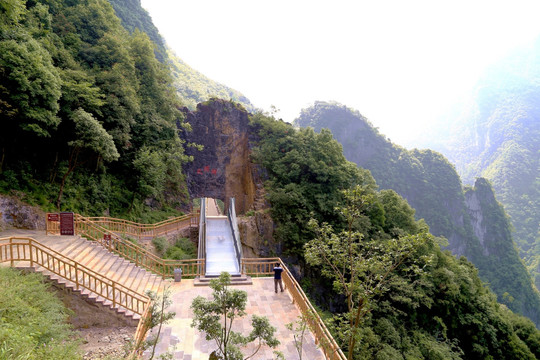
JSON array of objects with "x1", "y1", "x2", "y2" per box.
[
  {"x1": 347, "y1": 298, "x2": 365, "y2": 360},
  {"x1": 56, "y1": 148, "x2": 80, "y2": 210}
]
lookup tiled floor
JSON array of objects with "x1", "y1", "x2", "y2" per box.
[{"x1": 144, "y1": 278, "x2": 325, "y2": 360}]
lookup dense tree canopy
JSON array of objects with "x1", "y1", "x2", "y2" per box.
[
  {"x1": 0, "y1": 0, "x2": 190, "y2": 218},
  {"x1": 253, "y1": 112, "x2": 540, "y2": 359},
  {"x1": 293, "y1": 100, "x2": 540, "y2": 326}
]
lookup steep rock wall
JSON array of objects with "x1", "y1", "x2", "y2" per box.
[
  {"x1": 464, "y1": 178, "x2": 540, "y2": 325},
  {"x1": 181, "y1": 100, "x2": 274, "y2": 257},
  {"x1": 182, "y1": 100, "x2": 258, "y2": 214}
]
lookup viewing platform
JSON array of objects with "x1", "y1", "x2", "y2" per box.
[{"x1": 145, "y1": 277, "x2": 325, "y2": 359}]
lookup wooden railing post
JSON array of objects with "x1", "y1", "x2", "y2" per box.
[
  {"x1": 9, "y1": 237, "x2": 13, "y2": 267},
  {"x1": 74, "y1": 262, "x2": 79, "y2": 290},
  {"x1": 29, "y1": 240, "x2": 33, "y2": 267},
  {"x1": 112, "y1": 282, "x2": 116, "y2": 308}
]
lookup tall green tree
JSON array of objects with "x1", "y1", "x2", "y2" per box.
[
  {"x1": 305, "y1": 185, "x2": 432, "y2": 359},
  {"x1": 191, "y1": 272, "x2": 280, "y2": 360},
  {"x1": 56, "y1": 108, "x2": 118, "y2": 209}
]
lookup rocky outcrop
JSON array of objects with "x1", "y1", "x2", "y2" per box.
[
  {"x1": 181, "y1": 99, "x2": 275, "y2": 257},
  {"x1": 0, "y1": 195, "x2": 45, "y2": 230},
  {"x1": 181, "y1": 100, "x2": 260, "y2": 214},
  {"x1": 463, "y1": 178, "x2": 540, "y2": 325},
  {"x1": 237, "y1": 211, "x2": 279, "y2": 257}
]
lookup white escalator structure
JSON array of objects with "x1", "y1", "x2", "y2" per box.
[{"x1": 199, "y1": 198, "x2": 242, "y2": 277}]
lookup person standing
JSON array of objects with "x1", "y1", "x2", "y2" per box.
[{"x1": 273, "y1": 263, "x2": 284, "y2": 293}]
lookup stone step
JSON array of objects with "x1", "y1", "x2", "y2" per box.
[
  {"x1": 194, "y1": 274, "x2": 252, "y2": 286},
  {"x1": 9, "y1": 233, "x2": 163, "y2": 322}
]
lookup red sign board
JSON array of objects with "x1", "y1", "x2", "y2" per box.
[
  {"x1": 47, "y1": 213, "x2": 59, "y2": 222},
  {"x1": 60, "y1": 212, "x2": 75, "y2": 236},
  {"x1": 104, "y1": 234, "x2": 111, "y2": 241}
]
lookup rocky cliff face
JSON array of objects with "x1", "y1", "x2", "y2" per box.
[
  {"x1": 182, "y1": 100, "x2": 259, "y2": 214},
  {"x1": 463, "y1": 178, "x2": 540, "y2": 325},
  {"x1": 181, "y1": 99, "x2": 276, "y2": 256}
]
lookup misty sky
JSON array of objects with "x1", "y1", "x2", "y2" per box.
[{"x1": 141, "y1": 0, "x2": 540, "y2": 146}]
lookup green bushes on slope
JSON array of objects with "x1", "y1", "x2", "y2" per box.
[
  {"x1": 0, "y1": 267, "x2": 80, "y2": 359},
  {"x1": 0, "y1": 0, "x2": 190, "y2": 218},
  {"x1": 252, "y1": 112, "x2": 540, "y2": 358}
]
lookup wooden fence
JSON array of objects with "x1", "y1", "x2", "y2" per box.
[
  {"x1": 46, "y1": 213, "x2": 205, "y2": 279},
  {"x1": 241, "y1": 257, "x2": 347, "y2": 360},
  {"x1": 47, "y1": 213, "x2": 197, "y2": 239},
  {"x1": 0, "y1": 236, "x2": 149, "y2": 316}
]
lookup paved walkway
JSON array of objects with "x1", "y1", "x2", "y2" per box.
[{"x1": 145, "y1": 278, "x2": 325, "y2": 360}]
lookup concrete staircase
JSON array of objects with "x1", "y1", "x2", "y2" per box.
[{"x1": 2, "y1": 230, "x2": 162, "y2": 323}]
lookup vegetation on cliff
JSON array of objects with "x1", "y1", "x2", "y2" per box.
[
  {"x1": 0, "y1": 0, "x2": 190, "y2": 218},
  {"x1": 421, "y1": 39, "x2": 540, "y2": 292},
  {"x1": 107, "y1": 0, "x2": 254, "y2": 112},
  {"x1": 293, "y1": 101, "x2": 540, "y2": 326}
]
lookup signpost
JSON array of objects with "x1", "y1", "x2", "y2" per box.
[{"x1": 60, "y1": 212, "x2": 75, "y2": 236}]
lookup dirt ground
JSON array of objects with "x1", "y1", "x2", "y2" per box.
[{"x1": 77, "y1": 326, "x2": 134, "y2": 360}]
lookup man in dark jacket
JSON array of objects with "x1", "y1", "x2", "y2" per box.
[{"x1": 273, "y1": 263, "x2": 284, "y2": 293}]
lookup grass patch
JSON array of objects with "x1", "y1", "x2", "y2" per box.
[
  {"x1": 0, "y1": 267, "x2": 81, "y2": 359},
  {"x1": 152, "y1": 236, "x2": 197, "y2": 260}
]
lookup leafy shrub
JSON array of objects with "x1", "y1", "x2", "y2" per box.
[
  {"x1": 165, "y1": 237, "x2": 197, "y2": 260},
  {"x1": 152, "y1": 237, "x2": 168, "y2": 256}
]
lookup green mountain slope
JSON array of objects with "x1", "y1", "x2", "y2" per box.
[
  {"x1": 251, "y1": 111, "x2": 540, "y2": 358},
  {"x1": 424, "y1": 39, "x2": 540, "y2": 290},
  {"x1": 107, "y1": 0, "x2": 255, "y2": 112},
  {"x1": 0, "y1": 0, "x2": 190, "y2": 218},
  {"x1": 294, "y1": 101, "x2": 540, "y2": 325}
]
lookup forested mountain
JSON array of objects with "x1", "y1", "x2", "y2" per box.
[
  {"x1": 294, "y1": 101, "x2": 540, "y2": 326},
  {"x1": 0, "y1": 0, "x2": 191, "y2": 218},
  {"x1": 418, "y1": 38, "x2": 540, "y2": 292},
  {"x1": 0, "y1": 0, "x2": 253, "y2": 219},
  {"x1": 250, "y1": 111, "x2": 540, "y2": 358},
  {"x1": 2, "y1": 1, "x2": 540, "y2": 358},
  {"x1": 107, "y1": 0, "x2": 254, "y2": 111}
]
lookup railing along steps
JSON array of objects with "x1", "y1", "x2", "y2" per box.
[{"x1": 8, "y1": 232, "x2": 162, "y2": 322}]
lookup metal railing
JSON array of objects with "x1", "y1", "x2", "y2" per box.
[
  {"x1": 227, "y1": 198, "x2": 243, "y2": 272},
  {"x1": 197, "y1": 198, "x2": 207, "y2": 276},
  {"x1": 241, "y1": 257, "x2": 346, "y2": 360},
  {"x1": 46, "y1": 213, "x2": 205, "y2": 279},
  {"x1": 0, "y1": 236, "x2": 149, "y2": 316}
]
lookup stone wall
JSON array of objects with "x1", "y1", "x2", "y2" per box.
[{"x1": 0, "y1": 195, "x2": 45, "y2": 231}]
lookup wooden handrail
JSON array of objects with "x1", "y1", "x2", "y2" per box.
[
  {"x1": 241, "y1": 257, "x2": 347, "y2": 360},
  {"x1": 0, "y1": 236, "x2": 149, "y2": 316},
  {"x1": 74, "y1": 215, "x2": 205, "y2": 278},
  {"x1": 132, "y1": 299, "x2": 154, "y2": 358},
  {"x1": 47, "y1": 213, "x2": 204, "y2": 278},
  {"x1": 47, "y1": 213, "x2": 197, "y2": 240}
]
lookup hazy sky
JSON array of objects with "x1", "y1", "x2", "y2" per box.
[{"x1": 141, "y1": 0, "x2": 540, "y2": 146}]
